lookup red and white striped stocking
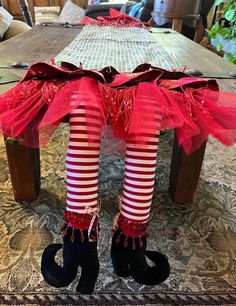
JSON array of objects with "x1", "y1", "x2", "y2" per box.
[
  {"x1": 64, "y1": 106, "x2": 103, "y2": 234},
  {"x1": 118, "y1": 130, "x2": 161, "y2": 238}
]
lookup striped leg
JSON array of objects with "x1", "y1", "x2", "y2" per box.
[
  {"x1": 111, "y1": 111, "x2": 170, "y2": 286},
  {"x1": 64, "y1": 105, "x2": 103, "y2": 235},
  {"x1": 41, "y1": 105, "x2": 103, "y2": 294},
  {"x1": 118, "y1": 131, "x2": 160, "y2": 237}
]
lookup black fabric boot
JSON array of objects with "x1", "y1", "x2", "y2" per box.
[
  {"x1": 41, "y1": 227, "x2": 99, "y2": 294},
  {"x1": 111, "y1": 230, "x2": 170, "y2": 285}
]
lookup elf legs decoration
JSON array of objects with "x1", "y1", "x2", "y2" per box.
[
  {"x1": 41, "y1": 93, "x2": 170, "y2": 294},
  {"x1": 41, "y1": 105, "x2": 103, "y2": 294},
  {"x1": 111, "y1": 128, "x2": 170, "y2": 284}
]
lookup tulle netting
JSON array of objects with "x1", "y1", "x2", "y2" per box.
[{"x1": 0, "y1": 62, "x2": 236, "y2": 155}]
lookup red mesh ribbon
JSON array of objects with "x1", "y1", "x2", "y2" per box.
[{"x1": 0, "y1": 63, "x2": 236, "y2": 154}]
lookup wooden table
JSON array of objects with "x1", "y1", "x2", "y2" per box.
[{"x1": 0, "y1": 25, "x2": 236, "y2": 203}]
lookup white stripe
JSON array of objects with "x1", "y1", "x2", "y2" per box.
[
  {"x1": 125, "y1": 178, "x2": 154, "y2": 186},
  {"x1": 69, "y1": 141, "x2": 100, "y2": 147},
  {"x1": 68, "y1": 142, "x2": 100, "y2": 148},
  {"x1": 120, "y1": 211, "x2": 148, "y2": 221},
  {"x1": 69, "y1": 133, "x2": 100, "y2": 139},
  {"x1": 67, "y1": 178, "x2": 98, "y2": 185},
  {"x1": 66, "y1": 207, "x2": 96, "y2": 214},
  {"x1": 123, "y1": 191, "x2": 153, "y2": 201},
  {"x1": 125, "y1": 151, "x2": 157, "y2": 157},
  {"x1": 70, "y1": 108, "x2": 87, "y2": 114},
  {"x1": 123, "y1": 185, "x2": 154, "y2": 193},
  {"x1": 125, "y1": 172, "x2": 155, "y2": 179},
  {"x1": 122, "y1": 197, "x2": 151, "y2": 207},
  {"x1": 66, "y1": 171, "x2": 98, "y2": 178},
  {"x1": 67, "y1": 192, "x2": 97, "y2": 200},
  {"x1": 126, "y1": 144, "x2": 158, "y2": 150},
  {"x1": 126, "y1": 165, "x2": 156, "y2": 172},
  {"x1": 125, "y1": 158, "x2": 156, "y2": 165},
  {"x1": 71, "y1": 108, "x2": 100, "y2": 115},
  {"x1": 70, "y1": 125, "x2": 101, "y2": 131},
  {"x1": 66, "y1": 156, "x2": 99, "y2": 163},
  {"x1": 70, "y1": 117, "x2": 103, "y2": 124},
  {"x1": 67, "y1": 149, "x2": 100, "y2": 155},
  {"x1": 121, "y1": 206, "x2": 150, "y2": 214},
  {"x1": 66, "y1": 199, "x2": 97, "y2": 207},
  {"x1": 66, "y1": 164, "x2": 99, "y2": 171},
  {"x1": 67, "y1": 185, "x2": 97, "y2": 193}
]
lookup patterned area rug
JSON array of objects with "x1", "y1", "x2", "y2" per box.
[{"x1": 0, "y1": 126, "x2": 236, "y2": 306}]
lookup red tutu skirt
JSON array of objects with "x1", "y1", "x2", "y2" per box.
[{"x1": 0, "y1": 62, "x2": 236, "y2": 154}]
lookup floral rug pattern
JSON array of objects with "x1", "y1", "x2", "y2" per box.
[{"x1": 0, "y1": 126, "x2": 235, "y2": 305}]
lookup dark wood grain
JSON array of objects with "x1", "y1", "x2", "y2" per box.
[
  {"x1": 0, "y1": 26, "x2": 235, "y2": 203},
  {"x1": 0, "y1": 25, "x2": 80, "y2": 65},
  {"x1": 6, "y1": 141, "x2": 40, "y2": 201}
]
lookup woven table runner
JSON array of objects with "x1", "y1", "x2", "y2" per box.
[{"x1": 55, "y1": 25, "x2": 172, "y2": 72}]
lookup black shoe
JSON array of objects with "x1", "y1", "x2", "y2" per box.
[
  {"x1": 111, "y1": 230, "x2": 170, "y2": 285},
  {"x1": 41, "y1": 227, "x2": 99, "y2": 294}
]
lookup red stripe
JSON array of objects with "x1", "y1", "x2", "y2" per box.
[
  {"x1": 125, "y1": 169, "x2": 156, "y2": 175},
  {"x1": 66, "y1": 182, "x2": 98, "y2": 188},
  {"x1": 126, "y1": 140, "x2": 159, "y2": 146},
  {"x1": 121, "y1": 201, "x2": 151, "y2": 211},
  {"x1": 124, "y1": 181, "x2": 154, "y2": 189},
  {"x1": 125, "y1": 154, "x2": 157, "y2": 161},
  {"x1": 126, "y1": 147, "x2": 158, "y2": 153},
  {"x1": 71, "y1": 105, "x2": 101, "y2": 112},
  {"x1": 125, "y1": 174, "x2": 155, "y2": 182},
  {"x1": 68, "y1": 146, "x2": 100, "y2": 151},
  {"x1": 67, "y1": 175, "x2": 98, "y2": 181},
  {"x1": 67, "y1": 190, "x2": 97, "y2": 196},
  {"x1": 123, "y1": 193, "x2": 152, "y2": 204},
  {"x1": 69, "y1": 130, "x2": 101, "y2": 136},
  {"x1": 68, "y1": 138, "x2": 100, "y2": 143},
  {"x1": 66, "y1": 168, "x2": 98, "y2": 174},
  {"x1": 121, "y1": 207, "x2": 149, "y2": 217},
  {"x1": 67, "y1": 196, "x2": 97, "y2": 203},
  {"x1": 70, "y1": 113, "x2": 103, "y2": 121},
  {"x1": 70, "y1": 122, "x2": 102, "y2": 128},
  {"x1": 125, "y1": 161, "x2": 156, "y2": 168},
  {"x1": 66, "y1": 161, "x2": 99, "y2": 166},
  {"x1": 67, "y1": 153, "x2": 100, "y2": 158},
  {"x1": 123, "y1": 188, "x2": 153, "y2": 197}
]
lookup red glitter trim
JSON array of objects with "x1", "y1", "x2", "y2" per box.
[
  {"x1": 118, "y1": 214, "x2": 148, "y2": 238},
  {"x1": 64, "y1": 211, "x2": 98, "y2": 231}
]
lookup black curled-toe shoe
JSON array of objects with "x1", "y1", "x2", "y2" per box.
[
  {"x1": 111, "y1": 230, "x2": 170, "y2": 285},
  {"x1": 41, "y1": 226, "x2": 99, "y2": 294}
]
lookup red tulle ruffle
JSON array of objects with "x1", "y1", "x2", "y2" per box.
[{"x1": 0, "y1": 62, "x2": 236, "y2": 154}]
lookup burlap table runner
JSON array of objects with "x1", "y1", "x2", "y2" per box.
[{"x1": 55, "y1": 25, "x2": 172, "y2": 72}]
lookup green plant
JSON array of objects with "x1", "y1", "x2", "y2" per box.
[{"x1": 209, "y1": 0, "x2": 236, "y2": 63}]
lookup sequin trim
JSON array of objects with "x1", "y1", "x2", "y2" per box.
[{"x1": 117, "y1": 214, "x2": 148, "y2": 238}]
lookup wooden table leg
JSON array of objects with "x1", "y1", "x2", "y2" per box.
[
  {"x1": 169, "y1": 133, "x2": 206, "y2": 203},
  {"x1": 5, "y1": 141, "x2": 40, "y2": 202}
]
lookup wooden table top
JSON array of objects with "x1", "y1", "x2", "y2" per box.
[{"x1": 0, "y1": 25, "x2": 236, "y2": 94}]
